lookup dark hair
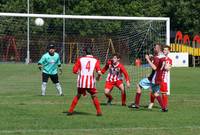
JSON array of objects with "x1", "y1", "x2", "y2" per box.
[
  {"x1": 85, "y1": 47, "x2": 92, "y2": 55},
  {"x1": 112, "y1": 53, "x2": 121, "y2": 59},
  {"x1": 163, "y1": 45, "x2": 171, "y2": 51}
]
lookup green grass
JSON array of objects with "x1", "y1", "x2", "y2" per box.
[{"x1": 0, "y1": 64, "x2": 200, "y2": 135}]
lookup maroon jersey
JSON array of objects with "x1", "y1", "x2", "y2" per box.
[
  {"x1": 151, "y1": 54, "x2": 165, "y2": 84},
  {"x1": 148, "y1": 55, "x2": 160, "y2": 81}
]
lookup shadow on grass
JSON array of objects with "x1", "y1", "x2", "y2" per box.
[
  {"x1": 128, "y1": 105, "x2": 161, "y2": 112},
  {"x1": 142, "y1": 105, "x2": 160, "y2": 109},
  {"x1": 62, "y1": 111, "x2": 92, "y2": 116},
  {"x1": 100, "y1": 102, "x2": 123, "y2": 107}
]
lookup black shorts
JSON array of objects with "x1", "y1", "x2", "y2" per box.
[{"x1": 42, "y1": 72, "x2": 59, "y2": 84}]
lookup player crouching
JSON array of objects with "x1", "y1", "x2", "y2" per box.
[{"x1": 99, "y1": 53, "x2": 130, "y2": 106}]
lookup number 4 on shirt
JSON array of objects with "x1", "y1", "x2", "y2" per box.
[{"x1": 86, "y1": 61, "x2": 90, "y2": 72}]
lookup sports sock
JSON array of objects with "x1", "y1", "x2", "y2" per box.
[
  {"x1": 162, "y1": 94, "x2": 168, "y2": 109},
  {"x1": 150, "y1": 93, "x2": 155, "y2": 103},
  {"x1": 55, "y1": 83, "x2": 63, "y2": 95},
  {"x1": 68, "y1": 96, "x2": 79, "y2": 113},
  {"x1": 156, "y1": 96, "x2": 164, "y2": 109},
  {"x1": 92, "y1": 97, "x2": 102, "y2": 114},
  {"x1": 135, "y1": 93, "x2": 141, "y2": 106},
  {"x1": 41, "y1": 82, "x2": 47, "y2": 96},
  {"x1": 105, "y1": 93, "x2": 113, "y2": 100},
  {"x1": 121, "y1": 91, "x2": 126, "y2": 105}
]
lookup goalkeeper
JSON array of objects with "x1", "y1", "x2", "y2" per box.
[{"x1": 38, "y1": 44, "x2": 63, "y2": 96}]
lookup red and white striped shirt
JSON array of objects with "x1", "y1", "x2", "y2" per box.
[
  {"x1": 73, "y1": 55, "x2": 101, "y2": 88},
  {"x1": 162, "y1": 57, "x2": 172, "y2": 83},
  {"x1": 101, "y1": 60, "x2": 130, "y2": 82}
]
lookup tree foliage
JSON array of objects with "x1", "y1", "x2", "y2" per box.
[{"x1": 0, "y1": 0, "x2": 199, "y2": 36}]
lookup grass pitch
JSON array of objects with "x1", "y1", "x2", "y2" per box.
[{"x1": 0, "y1": 64, "x2": 200, "y2": 135}]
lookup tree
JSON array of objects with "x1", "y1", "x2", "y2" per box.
[{"x1": 0, "y1": 0, "x2": 199, "y2": 36}]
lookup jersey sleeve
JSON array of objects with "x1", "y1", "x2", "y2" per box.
[
  {"x1": 73, "y1": 58, "x2": 81, "y2": 74},
  {"x1": 38, "y1": 55, "x2": 45, "y2": 65},
  {"x1": 120, "y1": 64, "x2": 130, "y2": 82},
  {"x1": 101, "y1": 60, "x2": 111, "y2": 74},
  {"x1": 168, "y1": 58, "x2": 172, "y2": 65},
  {"x1": 57, "y1": 54, "x2": 61, "y2": 65},
  {"x1": 153, "y1": 56, "x2": 160, "y2": 68},
  {"x1": 95, "y1": 59, "x2": 101, "y2": 72}
]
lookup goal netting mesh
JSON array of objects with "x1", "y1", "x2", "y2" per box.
[{"x1": 0, "y1": 14, "x2": 169, "y2": 97}]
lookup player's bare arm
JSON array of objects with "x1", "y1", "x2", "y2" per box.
[
  {"x1": 145, "y1": 54, "x2": 157, "y2": 70},
  {"x1": 96, "y1": 71, "x2": 102, "y2": 81},
  {"x1": 126, "y1": 81, "x2": 130, "y2": 89},
  {"x1": 164, "y1": 63, "x2": 172, "y2": 71}
]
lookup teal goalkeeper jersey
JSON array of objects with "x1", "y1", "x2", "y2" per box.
[{"x1": 38, "y1": 52, "x2": 61, "y2": 75}]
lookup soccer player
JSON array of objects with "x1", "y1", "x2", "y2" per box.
[
  {"x1": 148, "y1": 45, "x2": 172, "y2": 110},
  {"x1": 67, "y1": 47, "x2": 102, "y2": 116},
  {"x1": 100, "y1": 53, "x2": 130, "y2": 106},
  {"x1": 128, "y1": 44, "x2": 167, "y2": 112},
  {"x1": 38, "y1": 44, "x2": 63, "y2": 96}
]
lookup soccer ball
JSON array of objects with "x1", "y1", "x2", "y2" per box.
[{"x1": 35, "y1": 18, "x2": 44, "y2": 26}]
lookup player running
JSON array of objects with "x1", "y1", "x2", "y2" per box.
[
  {"x1": 148, "y1": 45, "x2": 172, "y2": 110},
  {"x1": 100, "y1": 53, "x2": 130, "y2": 106},
  {"x1": 38, "y1": 44, "x2": 63, "y2": 96},
  {"x1": 128, "y1": 44, "x2": 167, "y2": 112},
  {"x1": 67, "y1": 47, "x2": 102, "y2": 116}
]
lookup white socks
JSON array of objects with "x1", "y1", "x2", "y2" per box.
[
  {"x1": 56, "y1": 83, "x2": 63, "y2": 95},
  {"x1": 41, "y1": 82, "x2": 63, "y2": 96},
  {"x1": 41, "y1": 82, "x2": 47, "y2": 96}
]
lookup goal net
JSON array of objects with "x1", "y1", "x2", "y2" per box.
[{"x1": 0, "y1": 13, "x2": 170, "y2": 96}]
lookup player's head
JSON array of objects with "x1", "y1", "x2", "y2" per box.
[
  {"x1": 154, "y1": 43, "x2": 162, "y2": 54},
  {"x1": 112, "y1": 53, "x2": 121, "y2": 64},
  {"x1": 47, "y1": 44, "x2": 55, "y2": 54},
  {"x1": 163, "y1": 45, "x2": 171, "y2": 56},
  {"x1": 85, "y1": 47, "x2": 92, "y2": 55}
]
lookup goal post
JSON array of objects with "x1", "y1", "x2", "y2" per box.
[{"x1": 0, "y1": 12, "x2": 170, "y2": 94}]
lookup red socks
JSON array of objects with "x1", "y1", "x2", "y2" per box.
[
  {"x1": 105, "y1": 93, "x2": 113, "y2": 100},
  {"x1": 68, "y1": 95, "x2": 102, "y2": 115},
  {"x1": 121, "y1": 91, "x2": 126, "y2": 105},
  {"x1": 150, "y1": 93, "x2": 155, "y2": 103},
  {"x1": 162, "y1": 94, "x2": 168, "y2": 109},
  {"x1": 92, "y1": 97, "x2": 102, "y2": 114},
  {"x1": 156, "y1": 96, "x2": 164, "y2": 109},
  {"x1": 68, "y1": 96, "x2": 79, "y2": 113},
  {"x1": 135, "y1": 93, "x2": 141, "y2": 106},
  {"x1": 150, "y1": 93, "x2": 168, "y2": 109}
]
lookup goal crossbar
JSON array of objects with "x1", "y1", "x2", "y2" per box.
[
  {"x1": 0, "y1": 12, "x2": 170, "y2": 45},
  {"x1": 0, "y1": 12, "x2": 169, "y2": 21}
]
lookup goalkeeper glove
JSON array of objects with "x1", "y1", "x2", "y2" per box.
[
  {"x1": 59, "y1": 67, "x2": 62, "y2": 75},
  {"x1": 38, "y1": 66, "x2": 42, "y2": 71}
]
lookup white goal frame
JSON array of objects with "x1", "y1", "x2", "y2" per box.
[
  {"x1": 0, "y1": 13, "x2": 170, "y2": 63},
  {"x1": 0, "y1": 12, "x2": 171, "y2": 94}
]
